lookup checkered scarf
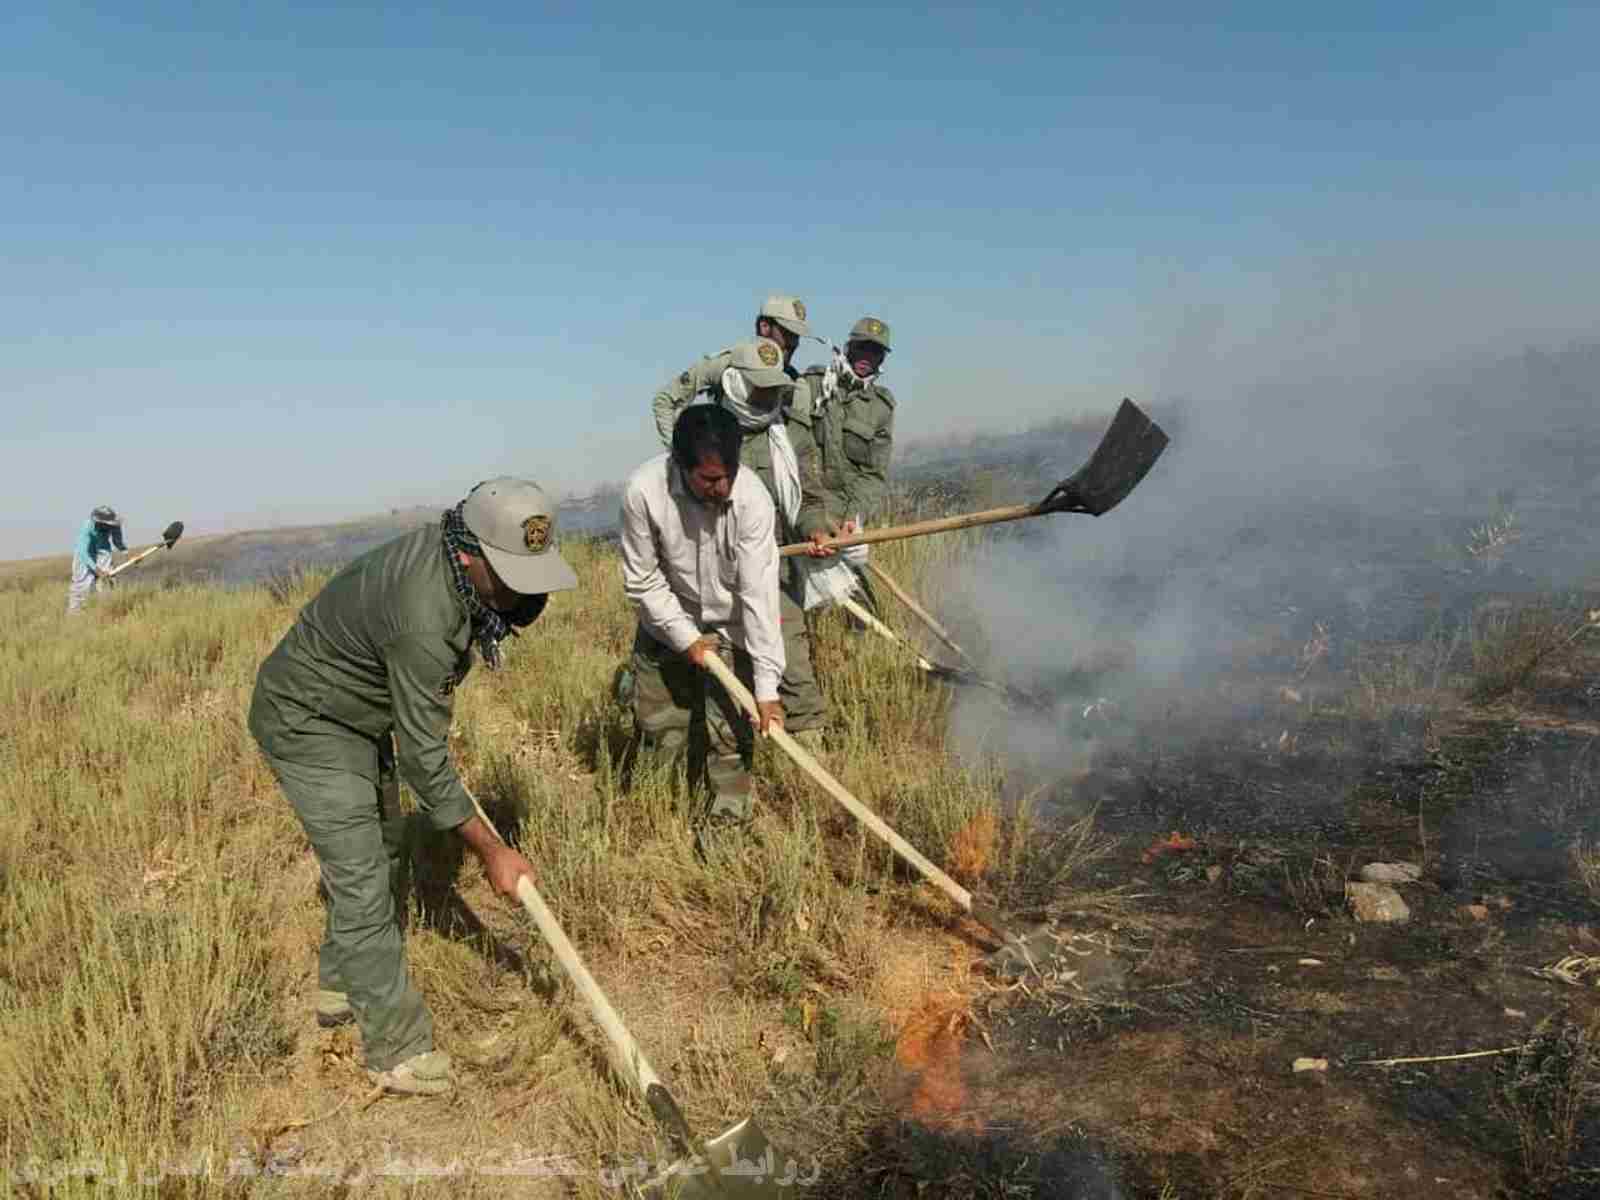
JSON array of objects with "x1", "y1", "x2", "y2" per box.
[{"x1": 441, "y1": 503, "x2": 514, "y2": 671}]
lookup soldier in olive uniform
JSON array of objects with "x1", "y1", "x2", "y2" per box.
[
  {"x1": 650, "y1": 294, "x2": 812, "y2": 448},
  {"x1": 807, "y1": 316, "x2": 897, "y2": 527},
  {"x1": 248, "y1": 478, "x2": 577, "y2": 1095},
  {"x1": 799, "y1": 317, "x2": 897, "y2": 612}
]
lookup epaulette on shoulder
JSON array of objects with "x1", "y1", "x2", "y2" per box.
[
  {"x1": 873, "y1": 382, "x2": 896, "y2": 408},
  {"x1": 786, "y1": 385, "x2": 816, "y2": 423},
  {"x1": 676, "y1": 348, "x2": 734, "y2": 387}
]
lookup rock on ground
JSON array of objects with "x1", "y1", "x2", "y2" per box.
[
  {"x1": 1346, "y1": 882, "x2": 1412, "y2": 923},
  {"x1": 1359, "y1": 862, "x2": 1422, "y2": 885}
]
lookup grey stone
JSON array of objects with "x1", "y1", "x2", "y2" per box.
[
  {"x1": 1347, "y1": 882, "x2": 1411, "y2": 923},
  {"x1": 1360, "y1": 862, "x2": 1422, "y2": 885}
]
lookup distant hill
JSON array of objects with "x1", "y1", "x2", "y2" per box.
[{"x1": 7, "y1": 338, "x2": 1594, "y2": 590}]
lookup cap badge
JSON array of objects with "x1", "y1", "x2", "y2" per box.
[
  {"x1": 867, "y1": 319, "x2": 883, "y2": 334},
  {"x1": 522, "y1": 514, "x2": 552, "y2": 552},
  {"x1": 792, "y1": 299, "x2": 806, "y2": 321},
  {"x1": 757, "y1": 341, "x2": 780, "y2": 367}
]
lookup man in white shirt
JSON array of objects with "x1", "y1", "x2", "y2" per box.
[{"x1": 620, "y1": 404, "x2": 786, "y2": 830}]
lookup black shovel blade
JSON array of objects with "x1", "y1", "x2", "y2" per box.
[
  {"x1": 1037, "y1": 398, "x2": 1169, "y2": 517},
  {"x1": 635, "y1": 1116, "x2": 794, "y2": 1198},
  {"x1": 161, "y1": 521, "x2": 184, "y2": 549}
]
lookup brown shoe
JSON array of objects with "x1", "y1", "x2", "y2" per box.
[
  {"x1": 367, "y1": 1050, "x2": 453, "y2": 1096},
  {"x1": 315, "y1": 989, "x2": 353, "y2": 1028}
]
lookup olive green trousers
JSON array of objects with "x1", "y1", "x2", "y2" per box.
[{"x1": 260, "y1": 739, "x2": 432, "y2": 1072}]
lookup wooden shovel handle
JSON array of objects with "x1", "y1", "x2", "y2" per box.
[
  {"x1": 838, "y1": 594, "x2": 934, "y2": 670},
  {"x1": 464, "y1": 789, "x2": 665, "y2": 1100},
  {"x1": 511, "y1": 875, "x2": 666, "y2": 1099},
  {"x1": 105, "y1": 544, "x2": 162, "y2": 578},
  {"x1": 863, "y1": 561, "x2": 980, "y2": 672},
  {"x1": 699, "y1": 653, "x2": 974, "y2": 915},
  {"x1": 778, "y1": 502, "x2": 1039, "y2": 558}
]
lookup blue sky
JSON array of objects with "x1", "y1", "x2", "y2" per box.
[{"x1": 4, "y1": 2, "x2": 1597, "y2": 557}]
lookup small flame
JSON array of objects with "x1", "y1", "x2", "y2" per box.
[
  {"x1": 948, "y1": 808, "x2": 998, "y2": 885},
  {"x1": 1140, "y1": 831, "x2": 1196, "y2": 864},
  {"x1": 895, "y1": 997, "x2": 982, "y2": 1132}
]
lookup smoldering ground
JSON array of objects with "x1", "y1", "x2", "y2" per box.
[
  {"x1": 928, "y1": 331, "x2": 1600, "y2": 813},
  {"x1": 863, "y1": 330, "x2": 1600, "y2": 1198}
]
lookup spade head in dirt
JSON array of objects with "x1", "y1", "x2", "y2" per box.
[{"x1": 634, "y1": 1115, "x2": 802, "y2": 1198}]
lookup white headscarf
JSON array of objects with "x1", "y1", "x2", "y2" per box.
[
  {"x1": 720, "y1": 368, "x2": 801, "y2": 525},
  {"x1": 719, "y1": 368, "x2": 862, "y2": 610}
]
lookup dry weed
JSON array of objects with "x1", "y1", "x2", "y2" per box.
[{"x1": 0, "y1": 526, "x2": 1109, "y2": 1193}]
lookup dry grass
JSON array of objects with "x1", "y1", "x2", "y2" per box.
[
  {"x1": 0, "y1": 523, "x2": 1106, "y2": 1195},
  {"x1": 1349, "y1": 629, "x2": 1463, "y2": 718},
  {"x1": 1466, "y1": 508, "x2": 1522, "y2": 572},
  {"x1": 1574, "y1": 840, "x2": 1600, "y2": 902},
  {"x1": 1467, "y1": 602, "x2": 1600, "y2": 703},
  {"x1": 1494, "y1": 1016, "x2": 1600, "y2": 1195}
]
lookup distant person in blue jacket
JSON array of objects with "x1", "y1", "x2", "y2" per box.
[{"x1": 67, "y1": 505, "x2": 127, "y2": 614}]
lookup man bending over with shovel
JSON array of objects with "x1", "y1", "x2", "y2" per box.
[
  {"x1": 620, "y1": 405, "x2": 787, "y2": 841},
  {"x1": 66, "y1": 504, "x2": 127, "y2": 614},
  {"x1": 248, "y1": 478, "x2": 577, "y2": 1095}
]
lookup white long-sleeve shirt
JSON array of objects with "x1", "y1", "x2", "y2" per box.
[{"x1": 619, "y1": 453, "x2": 786, "y2": 702}]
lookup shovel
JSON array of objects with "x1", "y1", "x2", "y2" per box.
[
  {"x1": 463, "y1": 789, "x2": 784, "y2": 1198},
  {"x1": 862, "y1": 561, "x2": 979, "y2": 673},
  {"x1": 700, "y1": 654, "x2": 1061, "y2": 975},
  {"x1": 779, "y1": 397, "x2": 1168, "y2": 558},
  {"x1": 106, "y1": 521, "x2": 185, "y2": 578},
  {"x1": 836, "y1": 591, "x2": 1051, "y2": 712}
]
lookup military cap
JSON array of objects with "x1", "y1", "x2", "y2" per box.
[
  {"x1": 462, "y1": 477, "x2": 578, "y2": 595},
  {"x1": 759, "y1": 294, "x2": 810, "y2": 338},
  {"x1": 846, "y1": 316, "x2": 892, "y2": 353},
  {"x1": 90, "y1": 505, "x2": 121, "y2": 526},
  {"x1": 728, "y1": 338, "x2": 793, "y2": 389}
]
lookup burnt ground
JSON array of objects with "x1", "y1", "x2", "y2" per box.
[
  {"x1": 826, "y1": 401, "x2": 1600, "y2": 1197},
  {"x1": 831, "y1": 698, "x2": 1600, "y2": 1198}
]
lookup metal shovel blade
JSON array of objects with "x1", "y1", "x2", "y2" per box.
[
  {"x1": 981, "y1": 926, "x2": 1066, "y2": 979},
  {"x1": 161, "y1": 520, "x2": 184, "y2": 549},
  {"x1": 1038, "y1": 398, "x2": 1169, "y2": 517},
  {"x1": 635, "y1": 1116, "x2": 793, "y2": 1198},
  {"x1": 969, "y1": 901, "x2": 1068, "y2": 978}
]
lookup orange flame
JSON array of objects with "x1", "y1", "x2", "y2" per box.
[
  {"x1": 1141, "y1": 831, "x2": 1197, "y2": 864},
  {"x1": 894, "y1": 998, "x2": 982, "y2": 1132},
  {"x1": 948, "y1": 808, "x2": 998, "y2": 885}
]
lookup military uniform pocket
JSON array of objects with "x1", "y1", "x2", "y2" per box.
[{"x1": 842, "y1": 417, "x2": 878, "y2": 466}]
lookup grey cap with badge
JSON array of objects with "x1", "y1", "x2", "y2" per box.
[
  {"x1": 728, "y1": 338, "x2": 794, "y2": 390},
  {"x1": 846, "y1": 316, "x2": 891, "y2": 353},
  {"x1": 461, "y1": 477, "x2": 579, "y2": 595},
  {"x1": 759, "y1": 294, "x2": 810, "y2": 338}
]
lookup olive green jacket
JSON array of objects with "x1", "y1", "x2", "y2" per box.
[
  {"x1": 799, "y1": 371, "x2": 896, "y2": 523},
  {"x1": 652, "y1": 349, "x2": 737, "y2": 448},
  {"x1": 651, "y1": 349, "x2": 806, "y2": 448},
  {"x1": 247, "y1": 524, "x2": 478, "y2": 832}
]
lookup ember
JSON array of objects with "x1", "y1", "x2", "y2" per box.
[{"x1": 1140, "y1": 831, "x2": 1197, "y2": 864}]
